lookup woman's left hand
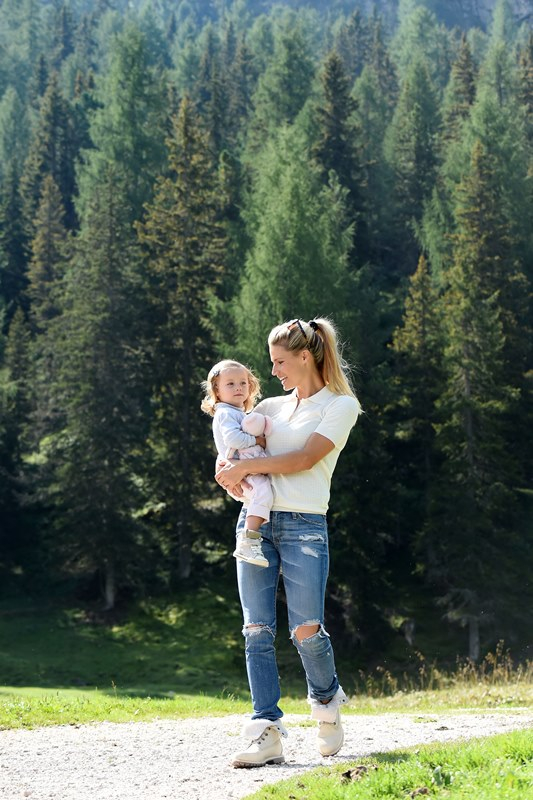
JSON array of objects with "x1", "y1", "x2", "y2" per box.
[{"x1": 215, "y1": 459, "x2": 249, "y2": 496}]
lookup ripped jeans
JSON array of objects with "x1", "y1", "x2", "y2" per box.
[{"x1": 236, "y1": 508, "x2": 339, "y2": 721}]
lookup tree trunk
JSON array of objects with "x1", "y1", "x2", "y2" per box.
[
  {"x1": 103, "y1": 560, "x2": 116, "y2": 611},
  {"x1": 468, "y1": 615, "x2": 480, "y2": 662},
  {"x1": 177, "y1": 520, "x2": 192, "y2": 580}
]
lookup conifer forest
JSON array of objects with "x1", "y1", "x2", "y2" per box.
[{"x1": 0, "y1": 0, "x2": 532, "y2": 667}]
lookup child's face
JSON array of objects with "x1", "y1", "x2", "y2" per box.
[{"x1": 215, "y1": 367, "x2": 250, "y2": 408}]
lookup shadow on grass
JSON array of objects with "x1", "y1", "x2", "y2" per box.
[{"x1": 0, "y1": 586, "x2": 310, "y2": 700}]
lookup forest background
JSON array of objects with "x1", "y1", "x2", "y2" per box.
[{"x1": 0, "y1": 0, "x2": 531, "y2": 678}]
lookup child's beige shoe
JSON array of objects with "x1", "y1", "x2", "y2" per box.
[{"x1": 233, "y1": 530, "x2": 268, "y2": 567}]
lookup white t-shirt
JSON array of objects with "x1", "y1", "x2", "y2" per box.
[{"x1": 255, "y1": 386, "x2": 359, "y2": 514}]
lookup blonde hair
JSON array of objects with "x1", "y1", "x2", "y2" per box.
[
  {"x1": 200, "y1": 360, "x2": 262, "y2": 417},
  {"x1": 268, "y1": 317, "x2": 360, "y2": 404}
]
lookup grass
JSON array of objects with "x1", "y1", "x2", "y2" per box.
[
  {"x1": 0, "y1": 687, "x2": 253, "y2": 728},
  {"x1": 0, "y1": 588, "x2": 246, "y2": 695},
  {"x1": 0, "y1": 585, "x2": 311, "y2": 728},
  {"x1": 241, "y1": 730, "x2": 533, "y2": 799},
  {"x1": 347, "y1": 642, "x2": 533, "y2": 712},
  {"x1": 0, "y1": 588, "x2": 531, "y2": 729}
]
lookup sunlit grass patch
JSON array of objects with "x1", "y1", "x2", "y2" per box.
[
  {"x1": 355, "y1": 642, "x2": 533, "y2": 697},
  {"x1": 242, "y1": 729, "x2": 533, "y2": 799},
  {"x1": 0, "y1": 593, "x2": 531, "y2": 729},
  {"x1": 0, "y1": 687, "x2": 253, "y2": 729}
]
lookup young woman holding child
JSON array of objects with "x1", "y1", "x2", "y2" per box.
[{"x1": 204, "y1": 317, "x2": 360, "y2": 767}]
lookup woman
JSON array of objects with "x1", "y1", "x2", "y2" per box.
[{"x1": 216, "y1": 317, "x2": 361, "y2": 768}]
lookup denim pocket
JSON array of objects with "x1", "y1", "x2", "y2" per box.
[{"x1": 293, "y1": 513, "x2": 327, "y2": 528}]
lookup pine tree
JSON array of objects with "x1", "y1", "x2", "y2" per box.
[
  {"x1": 221, "y1": 19, "x2": 237, "y2": 71},
  {"x1": 333, "y1": 8, "x2": 369, "y2": 79},
  {"x1": 392, "y1": 0, "x2": 452, "y2": 89},
  {"x1": 0, "y1": 0, "x2": 41, "y2": 100},
  {"x1": 28, "y1": 54, "x2": 49, "y2": 107},
  {"x1": 392, "y1": 255, "x2": 443, "y2": 473},
  {"x1": 390, "y1": 255, "x2": 444, "y2": 570},
  {"x1": 0, "y1": 306, "x2": 32, "y2": 568},
  {"x1": 441, "y1": 33, "x2": 477, "y2": 142},
  {"x1": 490, "y1": 0, "x2": 517, "y2": 45},
  {"x1": 420, "y1": 33, "x2": 478, "y2": 283},
  {"x1": 26, "y1": 175, "x2": 68, "y2": 333},
  {"x1": 202, "y1": 56, "x2": 230, "y2": 157},
  {"x1": 195, "y1": 22, "x2": 219, "y2": 110},
  {"x1": 383, "y1": 56, "x2": 440, "y2": 272},
  {"x1": 518, "y1": 32, "x2": 533, "y2": 141},
  {"x1": 0, "y1": 162, "x2": 29, "y2": 325},
  {"x1": 71, "y1": 69, "x2": 98, "y2": 159},
  {"x1": 51, "y1": 2, "x2": 75, "y2": 70},
  {"x1": 0, "y1": 87, "x2": 29, "y2": 183},
  {"x1": 136, "y1": 97, "x2": 225, "y2": 581},
  {"x1": 517, "y1": 33, "x2": 533, "y2": 287},
  {"x1": 466, "y1": 83, "x2": 531, "y2": 315},
  {"x1": 312, "y1": 50, "x2": 368, "y2": 264},
  {"x1": 77, "y1": 22, "x2": 168, "y2": 228},
  {"x1": 477, "y1": 0, "x2": 519, "y2": 109},
  {"x1": 368, "y1": 15, "x2": 398, "y2": 109},
  {"x1": 71, "y1": 13, "x2": 97, "y2": 74},
  {"x1": 352, "y1": 63, "x2": 395, "y2": 267},
  {"x1": 138, "y1": 2, "x2": 172, "y2": 70},
  {"x1": 226, "y1": 34, "x2": 257, "y2": 146},
  {"x1": 20, "y1": 73, "x2": 78, "y2": 233},
  {"x1": 22, "y1": 177, "x2": 69, "y2": 464},
  {"x1": 238, "y1": 123, "x2": 353, "y2": 379},
  {"x1": 250, "y1": 27, "x2": 315, "y2": 139},
  {"x1": 165, "y1": 10, "x2": 177, "y2": 45},
  {"x1": 425, "y1": 139, "x2": 530, "y2": 658},
  {"x1": 40, "y1": 161, "x2": 150, "y2": 609}
]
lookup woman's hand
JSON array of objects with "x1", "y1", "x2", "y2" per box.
[
  {"x1": 215, "y1": 459, "x2": 250, "y2": 497},
  {"x1": 255, "y1": 435, "x2": 266, "y2": 449}
]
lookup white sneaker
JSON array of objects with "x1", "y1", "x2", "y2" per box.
[
  {"x1": 231, "y1": 719, "x2": 287, "y2": 768},
  {"x1": 233, "y1": 530, "x2": 268, "y2": 568},
  {"x1": 309, "y1": 687, "x2": 348, "y2": 757}
]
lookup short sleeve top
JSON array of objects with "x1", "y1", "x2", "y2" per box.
[{"x1": 255, "y1": 386, "x2": 359, "y2": 514}]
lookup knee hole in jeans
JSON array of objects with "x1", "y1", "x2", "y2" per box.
[
  {"x1": 242, "y1": 623, "x2": 275, "y2": 638},
  {"x1": 292, "y1": 622, "x2": 321, "y2": 643}
]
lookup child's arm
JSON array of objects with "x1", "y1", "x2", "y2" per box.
[{"x1": 214, "y1": 408, "x2": 259, "y2": 453}]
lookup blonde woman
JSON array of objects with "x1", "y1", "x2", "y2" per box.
[{"x1": 216, "y1": 318, "x2": 361, "y2": 767}]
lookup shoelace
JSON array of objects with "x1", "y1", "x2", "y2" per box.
[{"x1": 249, "y1": 540, "x2": 264, "y2": 558}]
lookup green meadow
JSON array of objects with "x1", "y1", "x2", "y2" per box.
[
  {"x1": 1, "y1": 587, "x2": 531, "y2": 729},
  {"x1": 243, "y1": 730, "x2": 533, "y2": 800}
]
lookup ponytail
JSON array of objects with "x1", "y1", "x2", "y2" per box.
[{"x1": 268, "y1": 317, "x2": 361, "y2": 408}]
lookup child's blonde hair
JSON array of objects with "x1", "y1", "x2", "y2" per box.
[{"x1": 200, "y1": 360, "x2": 262, "y2": 417}]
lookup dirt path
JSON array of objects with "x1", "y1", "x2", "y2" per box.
[{"x1": 1, "y1": 710, "x2": 531, "y2": 800}]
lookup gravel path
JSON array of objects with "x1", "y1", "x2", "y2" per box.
[{"x1": 1, "y1": 710, "x2": 531, "y2": 800}]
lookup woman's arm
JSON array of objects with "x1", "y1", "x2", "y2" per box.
[{"x1": 215, "y1": 432, "x2": 334, "y2": 492}]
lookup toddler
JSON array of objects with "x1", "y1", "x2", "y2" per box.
[{"x1": 201, "y1": 360, "x2": 273, "y2": 567}]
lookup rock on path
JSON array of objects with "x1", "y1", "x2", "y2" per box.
[{"x1": 1, "y1": 711, "x2": 532, "y2": 800}]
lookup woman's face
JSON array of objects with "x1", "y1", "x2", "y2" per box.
[{"x1": 270, "y1": 345, "x2": 307, "y2": 392}]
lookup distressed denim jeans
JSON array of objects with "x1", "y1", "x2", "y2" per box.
[{"x1": 236, "y1": 508, "x2": 340, "y2": 721}]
